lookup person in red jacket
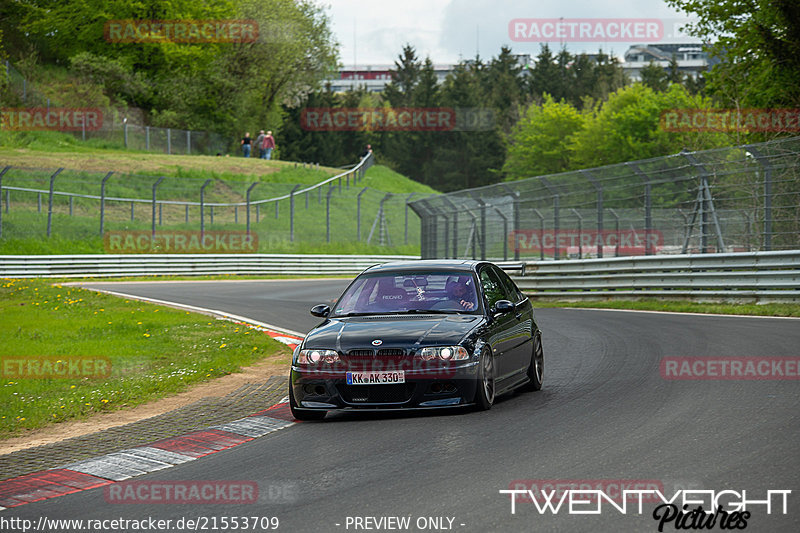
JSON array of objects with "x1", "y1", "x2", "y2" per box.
[{"x1": 261, "y1": 131, "x2": 276, "y2": 160}]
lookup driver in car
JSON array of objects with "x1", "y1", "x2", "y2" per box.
[{"x1": 448, "y1": 278, "x2": 477, "y2": 311}]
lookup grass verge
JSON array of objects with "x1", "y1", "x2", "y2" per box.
[
  {"x1": 532, "y1": 299, "x2": 800, "y2": 317},
  {"x1": 0, "y1": 277, "x2": 289, "y2": 439}
]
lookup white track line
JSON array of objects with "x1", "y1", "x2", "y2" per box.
[{"x1": 84, "y1": 288, "x2": 306, "y2": 337}]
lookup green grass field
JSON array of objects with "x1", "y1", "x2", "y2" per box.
[
  {"x1": 0, "y1": 277, "x2": 289, "y2": 438},
  {"x1": 0, "y1": 142, "x2": 436, "y2": 255}
]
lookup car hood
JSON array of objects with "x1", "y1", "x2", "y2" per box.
[{"x1": 304, "y1": 314, "x2": 482, "y2": 352}]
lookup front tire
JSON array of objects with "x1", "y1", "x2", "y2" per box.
[
  {"x1": 474, "y1": 351, "x2": 496, "y2": 410},
  {"x1": 526, "y1": 333, "x2": 544, "y2": 391},
  {"x1": 289, "y1": 384, "x2": 326, "y2": 421}
]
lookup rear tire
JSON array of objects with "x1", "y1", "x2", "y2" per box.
[
  {"x1": 289, "y1": 384, "x2": 326, "y2": 421},
  {"x1": 526, "y1": 333, "x2": 544, "y2": 391},
  {"x1": 474, "y1": 351, "x2": 495, "y2": 410}
]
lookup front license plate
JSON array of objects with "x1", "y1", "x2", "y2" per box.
[{"x1": 346, "y1": 371, "x2": 405, "y2": 385}]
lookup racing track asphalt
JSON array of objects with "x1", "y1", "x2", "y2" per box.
[{"x1": 3, "y1": 279, "x2": 800, "y2": 532}]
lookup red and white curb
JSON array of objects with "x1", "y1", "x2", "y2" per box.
[
  {"x1": 0, "y1": 401, "x2": 296, "y2": 509},
  {"x1": 0, "y1": 291, "x2": 307, "y2": 510}
]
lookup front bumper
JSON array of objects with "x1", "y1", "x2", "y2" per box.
[{"x1": 290, "y1": 360, "x2": 480, "y2": 410}]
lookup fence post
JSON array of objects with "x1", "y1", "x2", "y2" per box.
[
  {"x1": 579, "y1": 169, "x2": 604, "y2": 258},
  {"x1": 46, "y1": 168, "x2": 64, "y2": 237},
  {"x1": 146, "y1": 126, "x2": 150, "y2": 151},
  {"x1": 682, "y1": 152, "x2": 725, "y2": 253},
  {"x1": 246, "y1": 182, "x2": 259, "y2": 235},
  {"x1": 234, "y1": 206, "x2": 238, "y2": 224},
  {"x1": 476, "y1": 198, "x2": 487, "y2": 260},
  {"x1": 493, "y1": 207, "x2": 509, "y2": 261},
  {"x1": 166, "y1": 128, "x2": 171, "y2": 155},
  {"x1": 186, "y1": 130, "x2": 191, "y2": 155},
  {"x1": 38, "y1": 193, "x2": 42, "y2": 212},
  {"x1": 501, "y1": 184, "x2": 521, "y2": 260},
  {"x1": 404, "y1": 193, "x2": 416, "y2": 245},
  {"x1": 532, "y1": 209, "x2": 545, "y2": 261},
  {"x1": 442, "y1": 197, "x2": 460, "y2": 259},
  {"x1": 123, "y1": 119, "x2": 128, "y2": 148},
  {"x1": 326, "y1": 186, "x2": 335, "y2": 242},
  {"x1": 357, "y1": 187, "x2": 368, "y2": 241},
  {"x1": 540, "y1": 177, "x2": 560, "y2": 260},
  {"x1": 289, "y1": 184, "x2": 301, "y2": 242},
  {"x1": 200, "y1": 179, "x2": 212, "y2": 237},
  {"x1": 744, "y1": 145, "x2": 772, "y2": 251},
  {"x1": 609, "y1": 209, "x2": 620, "y2": 257},
  {"x1": 152, "y1": 177, "x2": 165, "y2": 237},
  {"x1": 185, "y1": 204, "x2": 189, "y2": 223},
  {"x1": 626, "y1": 162, "x2": 653, "y2": 255},
  {"x1": 69, "y1": 196, "x2": 73, "y2": 216},
  {"x1": 571, "y1": 208, "x2": 583, "y2": 258},
  {"x1": 0, "y1": 166, "x2": 9, "y2": 239},
  {"x1": 159, "y1": 203, "x2": 163, "y2": 225},
  {"x1": 131, "y1": 201, "x2": 135, "y2": 221}
]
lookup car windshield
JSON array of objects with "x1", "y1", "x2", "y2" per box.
[{"x1": 332, "y1": 271, "x2": 481, "y2": 316}]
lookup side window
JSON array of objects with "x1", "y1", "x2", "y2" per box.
[
  {"x1": 493, "y1": 266, "x2": 524, "y2": 303},
  {"x1": 479, "y1": 267, "x2": 508, "y2": 309}
]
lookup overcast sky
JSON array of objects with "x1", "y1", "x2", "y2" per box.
[{"x1": 322, "y1": 0, "x2": 700, "y2": 67}]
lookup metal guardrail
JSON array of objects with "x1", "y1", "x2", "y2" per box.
[
  {"x1": 510, "y1": 250, "x2": 800, "y2": 302},
  {"x1": 0, "y1": 254, "x2": 419, "y2": 278}
]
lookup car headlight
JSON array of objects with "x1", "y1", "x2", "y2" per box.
[
  {"x1": 297, "y1": 349, "x2": 340, "y2": 365},
  {"x1": 416, "y1": 346, "x2": 469, "y2": 361}
]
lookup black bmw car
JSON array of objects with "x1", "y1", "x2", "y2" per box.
[{"x1": 289, "y1": 260, "x2": 544, "y2": 420}]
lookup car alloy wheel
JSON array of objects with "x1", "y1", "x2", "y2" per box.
[
  {"x1": 527, "y1": 333, "x2": 544, "y2": 391},
  {"x1": 475, "y1": 351, "x2": 495, "y2": 410}
]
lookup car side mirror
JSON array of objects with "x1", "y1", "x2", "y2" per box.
[
  {"x1": 493, "y1": 300, "x2": 514, "y2": 315},
  {"x1": 310, "y1": 304, "x2": 330, "y2": 318}
]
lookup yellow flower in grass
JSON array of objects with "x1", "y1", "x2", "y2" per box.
[{"x1": 219, "y1": 344, "x2": 227, "y2": 348}]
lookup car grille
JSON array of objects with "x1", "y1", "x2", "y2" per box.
[
  {"x1": 348, "y1": 349, "x2": 374, "y2": 357},
  {"x1": 377, "y1": 348, "x2": 405, "y2": 356},
  {"x1": 337, "y1": 383, "x2": 416, "y2": 404}
]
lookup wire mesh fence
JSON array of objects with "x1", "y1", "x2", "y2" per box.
[
  {"x1": 0, "y1": 153, "x2": 427, "y2": 251},
  {"x1": 2, "y1": 60, "x2": 231, "y2": 155},
  {"x1": 410, "y1": 136, "x2": 800, "y2": 260}
]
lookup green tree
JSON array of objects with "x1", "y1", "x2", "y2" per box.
[
  {"x1": 640, "y1": 61, "x2": 669, "y2": 92},
  {"x1": 503, "y1": 95, "x2": 586, "y2": 179},
  {"x1": 569, "y1": 83, "x2": 725, "y2": 168},
  {"x1": 666, "y1": 0, "x2": 800, "y2": 107}
]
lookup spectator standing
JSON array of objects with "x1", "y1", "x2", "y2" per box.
[
  {"x1": 241, "y1": 132, "x2": 252, "y2": 157},
  {"x1": 255, "y1": 130, "x2": 266, "y2": 158},
  {"x1": 262, "y1": 131, "x2": 276, "y2": 160},
  {"x1": 362, "y1": 144, "x2": 373, "y2": 158}
]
